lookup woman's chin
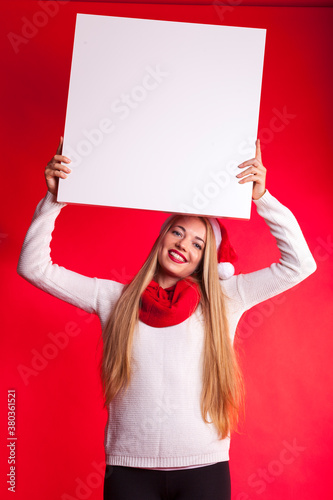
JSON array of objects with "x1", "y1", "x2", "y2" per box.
[
  {"x1": 158, "y1": 263, "x2": 185, "y2": 279},
  {"x1": 163, "y1": 266, "x2": 194, "y2": 281}
]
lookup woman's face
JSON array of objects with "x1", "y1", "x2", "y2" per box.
[{"x1": 157, "y1": 216, "x2": 207, "y2": 283}]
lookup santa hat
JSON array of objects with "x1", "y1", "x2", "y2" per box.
[{"x1": 160, "y1": 215, "x2": 237, "y2": 280}]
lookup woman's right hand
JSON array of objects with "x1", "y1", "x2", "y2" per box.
[{"x1": 45, "y1": 136, "x2": 72, "y2": 196}]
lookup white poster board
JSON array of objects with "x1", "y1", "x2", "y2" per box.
[{"x1": 57, "y1": 14, "x2": 266, "y2": 219}]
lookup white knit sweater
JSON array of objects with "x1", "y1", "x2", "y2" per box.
[{"x1": 17, "y1": 189, "x2": 316, "y2": 470}]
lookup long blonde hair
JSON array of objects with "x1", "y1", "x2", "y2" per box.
[{"x1": 99, "y1": 214, "x2": 244, "y2": 439}]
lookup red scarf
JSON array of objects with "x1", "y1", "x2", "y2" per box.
[{"x1": 139, "y1": 278, "x2": 201, "y2": 328}]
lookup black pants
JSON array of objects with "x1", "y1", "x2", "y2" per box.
[{"x1": 103, "y1": 461, "x2": 231, "y2": 500}]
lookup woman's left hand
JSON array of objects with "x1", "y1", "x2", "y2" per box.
[{"x1": 236, "y1": 139, "x2": 267, "y2": 200}]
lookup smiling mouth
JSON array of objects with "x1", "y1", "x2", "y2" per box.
[{"x1": 168, "y1": 250, "x2": 187, "y2": 263}]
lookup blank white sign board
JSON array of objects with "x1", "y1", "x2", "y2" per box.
[{"x1": 57, "y1": 14, "x2": 266, "y2": 219}]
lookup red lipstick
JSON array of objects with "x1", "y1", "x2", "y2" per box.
[{"x1": 168, "y1": 249, "x2": 187, "y2": 263}]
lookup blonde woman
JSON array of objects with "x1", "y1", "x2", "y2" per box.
[{"x1": 17, "y1": 137, "x2": 316, "y2": 500}]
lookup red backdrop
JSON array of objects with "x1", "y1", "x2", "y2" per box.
[{"x1": 1, "y1": 1, "x2": 333, "y2": 499}]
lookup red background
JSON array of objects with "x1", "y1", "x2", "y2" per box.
[{"x1": 1, "y1": 1, "x2": 333, "y2": 499}]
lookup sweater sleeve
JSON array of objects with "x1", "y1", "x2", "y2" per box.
[
  {"x1": 222, "y1": 189, "x2": 317, "y2": 312},
  {"x1": 16, "y1": 190, "x2": 115, "y2": 314}
]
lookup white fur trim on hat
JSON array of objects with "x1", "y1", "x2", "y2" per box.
[{"x1": 217, "y1": 262, "x2": 235, "y2": 280}]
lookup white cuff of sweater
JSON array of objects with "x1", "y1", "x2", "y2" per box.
[
  {"x1": 44, "y1": 189, "x2": 68, "y2": 208},
  {"x1": 252, "y1": 189, "x2": 271, "y2": 207}
]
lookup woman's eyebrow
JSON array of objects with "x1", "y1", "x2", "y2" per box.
[{"x1": 174, "y1": 225, "x2": 205, "y2": 244}]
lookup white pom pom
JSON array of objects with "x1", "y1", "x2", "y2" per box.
[{"x1": 217, "y1": 262, "x2": 235, "y2": 280}]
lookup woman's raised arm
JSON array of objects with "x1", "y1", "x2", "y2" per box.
[
  {"x1": 222, "y1": 190, "x2": 317, "y2": 313},
  {"x1": 222, "y1": 140, "x2": 317, "y2": 311},
  {"x1": 17, "y1": 137, "x2": 124, "y2": 315}
]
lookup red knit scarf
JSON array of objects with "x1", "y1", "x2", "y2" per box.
[{"x1": 139, "y1": 278, "x2": 201, "y2": 328}]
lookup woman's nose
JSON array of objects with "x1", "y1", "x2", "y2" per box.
[{"x1": 176, "y1": 239, "x2": 188, "y2": 252}]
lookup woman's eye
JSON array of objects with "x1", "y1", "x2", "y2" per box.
[
  {"x1": 172, "y1": 230, "x2": 182, "y2": 237},
  {"x1": 194, "y1": 243, "x2": 202, "y2": 250}
]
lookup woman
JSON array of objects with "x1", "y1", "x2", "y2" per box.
[{"x1": 17, "y1": 137, "x2": 316, "y2": 500}]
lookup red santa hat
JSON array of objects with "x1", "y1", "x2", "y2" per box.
[{"x1": 160, "y1": 215, "x2": 237, "y2": 280}]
